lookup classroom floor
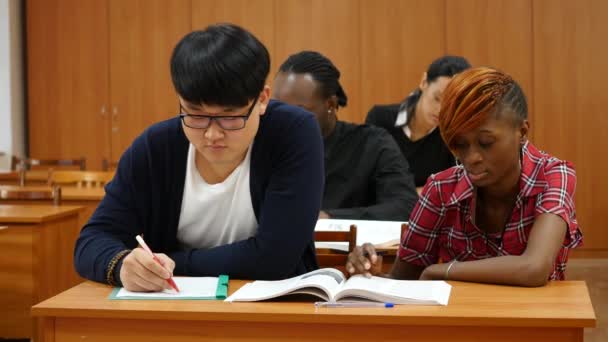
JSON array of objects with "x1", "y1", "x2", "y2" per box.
[
  {"x1": 567, "y1": 258, "x2": 608, "y2": 342},
  {"x1": 1, "y1": 258, "x2": 605, "y2": 342}
]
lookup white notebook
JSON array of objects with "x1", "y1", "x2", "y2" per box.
[
  {"x1": 109, "y1": 275, "x2": 229, "y2": 300},
  {"x1": 225, "y1": 268, "x2": 451, "y2": 305}
]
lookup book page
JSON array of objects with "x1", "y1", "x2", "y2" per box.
[
  {"x1": 299, "y1": 268, "x2": 346, "y2": 284},
  {"x1": 225, "y1": 268, "x2": 345, "y2": 302},
  {"x1": 335, "y1": 276, "x2": 451, "y2": 305},
  {"x1": 112, "y1": 277, "x2": 220, "y2": 299}
]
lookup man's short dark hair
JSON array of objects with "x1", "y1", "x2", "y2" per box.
[{"x1": 170, "y1": 23, "x2": 270, "y2": 107}]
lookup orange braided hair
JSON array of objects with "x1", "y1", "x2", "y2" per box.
[{"x1": 439, "y1": 67, "x2": 513, "y2": 150}]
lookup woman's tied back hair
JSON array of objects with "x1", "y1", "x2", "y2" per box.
[{"x1": 439, "y1": 67, "x2": 528, "y2": 150}]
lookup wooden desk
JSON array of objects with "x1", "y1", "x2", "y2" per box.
[
  {"x1": 0, "y1": 205, "x2": 84, "y2": 340},
  {"x1": 0, "y1": 185, "x2": 105, "y2": 230},
  {"x1": 32, "y1": 280, "x2": 595, "y2": 342}
]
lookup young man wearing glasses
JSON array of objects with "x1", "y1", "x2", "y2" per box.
[{"x1": 74, "y1": 24, "x2": 324, "y2": 292}]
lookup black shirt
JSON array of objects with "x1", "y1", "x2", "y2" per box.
[
  {"x1": 323, "y1": 120, "x2": 418, "y2": 221},
  {"x1": 366, "y1": 104, "x2": 455, "y2": 187}
]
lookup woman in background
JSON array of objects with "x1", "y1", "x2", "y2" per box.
[
  {"x1": 366, "y1": 56, "x2": 470, "y2": 189},
  {"x1": 349, "y1": 67, "x2": 583, "y2": 287}
]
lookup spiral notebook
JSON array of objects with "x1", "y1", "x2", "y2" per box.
[{"x1": 109, "y1": 275, "x2": 229, "y2": 300}]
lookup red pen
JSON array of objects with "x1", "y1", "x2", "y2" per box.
[{"x1": 135, "y1": 235, "x2": 180, "y2": 292}]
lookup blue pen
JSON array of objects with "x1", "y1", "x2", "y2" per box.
[{"x1": 314, "y1": 301, "x2": 394, "y2": 308}]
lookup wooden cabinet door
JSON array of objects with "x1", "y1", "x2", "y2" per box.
[
  {"x1": 27, "y1": 0, "x2": 110, "y2": 171},
  {"x1": 108, "y1": 0, "x2": 191, "y2": 163},
  {"x1": 533, "y1": 0, "x2": 608, "y2": 253}
]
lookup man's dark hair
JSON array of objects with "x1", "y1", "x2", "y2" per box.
[
  {"x1": 170, "y1": 23, "x2": 270, "y2": 107},
  {"x1": 278, "y1": 50, "x2": 348, "y2": 108}
]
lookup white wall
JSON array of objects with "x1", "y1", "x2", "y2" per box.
[{"x1": 0, "y1": 0, "x2": 25, "y2": 170}]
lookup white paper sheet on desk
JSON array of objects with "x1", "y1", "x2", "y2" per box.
[
  {"x1": 314, "y1": 219, "x2": 405, "y2": 251},
  {"x1": 114, "y1": 277, "x2": 218, "y2": 299}
]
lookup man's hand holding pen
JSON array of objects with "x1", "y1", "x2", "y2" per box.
[{"x1": 119, "y1": 247, "x2": 177, "y2": 292}]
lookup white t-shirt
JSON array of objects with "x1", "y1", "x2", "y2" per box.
[{"x1": 177, "y1": 144, "x2": 257, "y2": 250}]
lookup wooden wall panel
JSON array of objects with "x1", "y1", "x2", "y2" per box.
[
  {"x1": 533, "y1": 0, "x2": 608, "y2": 251},
  {"x1": 274, "y1": 0, "x2": 361, "y2": 123},
  {"x1": 109, "y1": 0, "x2": 192, "y2": 162},
  {"x1": 191, "y1": 0, "x2": 275, "y2": 76},
  {"x1": 360, "y1": 0, "x2": 445, "y2": 123},
  {"x1": 446, "y1": 0, "x2": 533, "y2": 127},
  {"x1": 27, "y1": 0, "x2": 110, "y2": 171}
]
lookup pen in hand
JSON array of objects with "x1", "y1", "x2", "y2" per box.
[{"x1": 135, "y1": 235, "x2": 180, "y2": 293}]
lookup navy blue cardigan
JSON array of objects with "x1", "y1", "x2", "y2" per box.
[{"x1": 74, "y1": 100, "x2": 324, "y2": 284}]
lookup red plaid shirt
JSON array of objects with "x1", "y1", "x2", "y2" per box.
[{"x1": 399, "y1": 142, "x2": 583, "y2": 280}]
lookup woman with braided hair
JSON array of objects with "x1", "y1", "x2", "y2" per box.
[{"x1": 347, "y1": 67, "x2": 583, "y2": 287}]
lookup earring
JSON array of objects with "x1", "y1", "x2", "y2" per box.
[{"x1": 327, "y1": 109, "x2": 332, "y2": 114}]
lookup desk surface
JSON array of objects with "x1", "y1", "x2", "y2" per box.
[
  {"x1": 0, "y1": 185, "x2": 105, "y2": 201},
  {"x1": 32, "y1": 280, "x2": 595, "y2": 329},
  {"x1": 0, "y1": 204, "x2": 83, "y2": 223}
]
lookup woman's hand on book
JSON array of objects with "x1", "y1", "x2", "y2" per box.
[{"x1": 346, "y1": 243, "x2": 383, "y2": 278}]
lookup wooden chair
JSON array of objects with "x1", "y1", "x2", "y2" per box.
[
  {"x1": 0, "y1": 170, "x2": 52, "y2": 186},
  {"x1": 11, "y1": 156, "x2": 86, "y2": 171},
  {"x1": 49, "y1": 171, "x2": 114, "y2": 188},
  {"x1": 0, "y1": 185, "x2": 62, "y2": 205},
  {"x1": 314, "y1": 224, "x2": 357, "y2": 269},
  {"x1": 101, "y1": 158, "x2": 118, "y2": 171},
  {"x1": 401, "y1": 223, "x2": 407, "y2": 241}
]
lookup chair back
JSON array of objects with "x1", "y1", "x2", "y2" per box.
[
  {"x1": 314, "y1": 224, "x2": 357, "y2": 269},
  {"x1": 0, "y1": 170, "x2": 52, "y2": 186},
  {"x1": 0, "y1": 185, "x2": 62, "y2": 205},
  {"x1": 101, "y1": 158, "x2": 118, "y2": 171},
  {"x1": 49, "y1": 171, "x2": 114, "y2": 188},
  {"x1": 12, "y1": 156, "x2": 86, "y2": 171},
  {"x1": 401, "y1": 223, "x2": 408, "y2": 240}
]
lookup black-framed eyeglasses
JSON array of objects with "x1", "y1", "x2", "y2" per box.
[{"x1": 179, "y1": 97, "x2": 258, "y2": 130}]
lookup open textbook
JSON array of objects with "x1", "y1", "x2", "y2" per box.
[
  {"x1": 226, "y1": 268, "x2": 451, "y2": 305},
  {"x1": 315, "y1": 219, "x2": 405, "y2": 251}
]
